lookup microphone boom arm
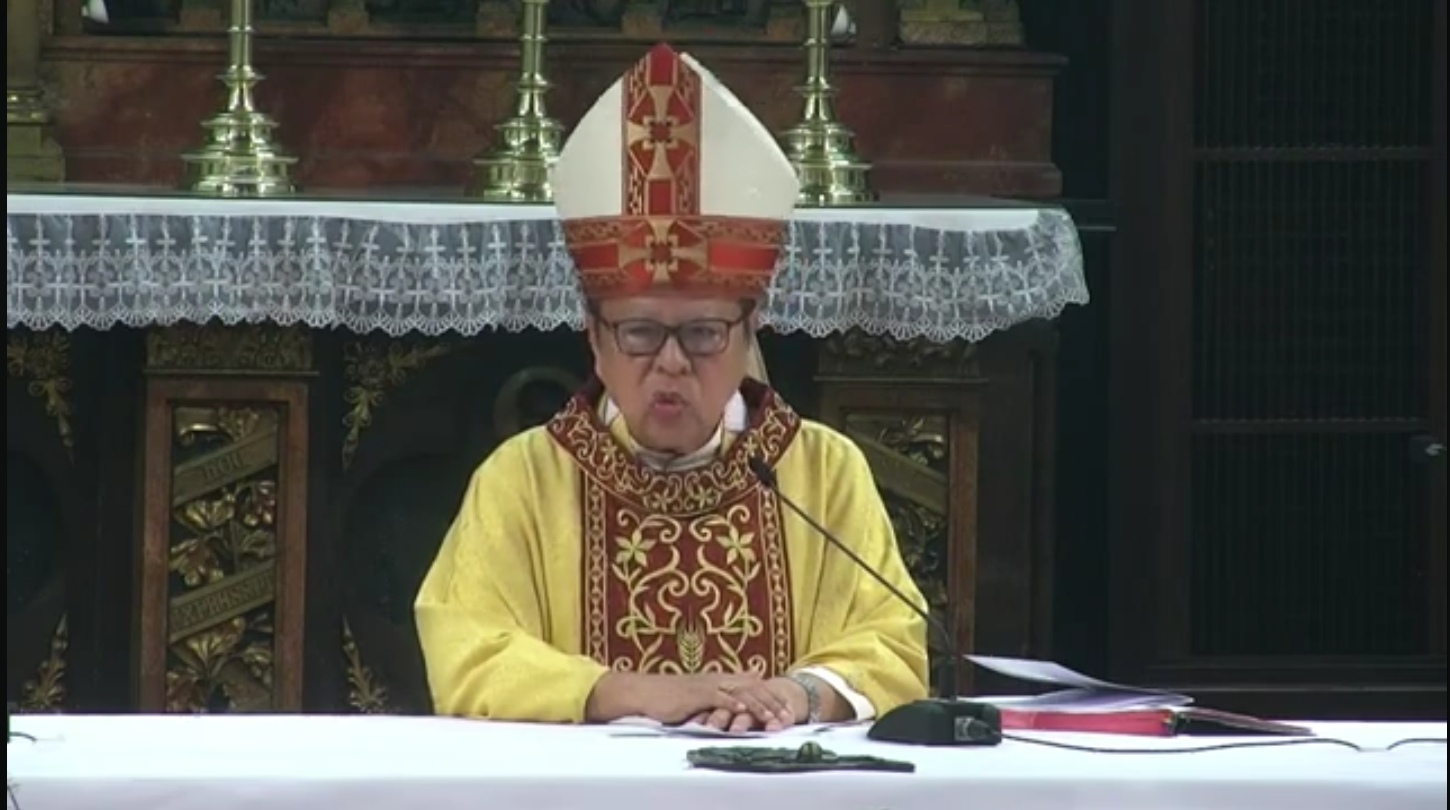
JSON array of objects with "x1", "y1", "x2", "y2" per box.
[{"x1": 747, "y1": 456, "x2": 959, "y2": 701}]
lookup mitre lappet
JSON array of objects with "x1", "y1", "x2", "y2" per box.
[{"x1": 551, "y1": 43, "x2": 800, "y2": 305}]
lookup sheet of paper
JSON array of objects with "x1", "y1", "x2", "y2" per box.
[
  {"x1": 606, "y1": 717, "x2": 769, "y2": 739},
  {"x1": 977, "y1": 688, "x2": 1191, "y2": 712},
  {"x1": 964, "y1": 655, "x2": 1188, "y2": 701}
]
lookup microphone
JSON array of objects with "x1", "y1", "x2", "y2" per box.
[{"x1": 748, "y1": 455, "x2": 1000, "y2": 746}]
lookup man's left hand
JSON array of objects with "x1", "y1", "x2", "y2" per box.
[{"x1": 690, "y1": 677, "x2": 809, "y2": 732}]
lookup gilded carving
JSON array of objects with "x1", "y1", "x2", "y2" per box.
[
  {"x1": 846, "y1": 415, "x2": 951, "y2": 624},
  {"x1": 6, "y1": 330, "x2": 74, "y2": 455},
  {"x1": 818, "y1": 330, "x2": 978, "y2": 379},
  {"x1": 164, "y1": 406, "x2": 281, "y2": 713},
  {"x1": 18, "y1": 614, "x2": 69, "y2": 711},
  {"x1": 898, "y1": 0, "x2": 1023, "y2": 46},
  {"x1": 341, "y1": 617, "x2": 392, "y2": 713},
  {"x1": 146, "y1": 323, "x2": 313, "y2": 374},
  {"x1": 341, "y1": 341, "x2": 452, "y2": 469}
]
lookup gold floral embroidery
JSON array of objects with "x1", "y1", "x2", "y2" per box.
[
  {"x1": 549, "y1": 379, "x2": 799, "y2": 676},
  {"x1": 546, "y1": 379, "x2": 799, "y2": 515}
]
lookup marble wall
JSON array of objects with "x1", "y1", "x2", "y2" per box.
[{"x1": 39, "y1": 33, "x2": 1061, "y2": 196}]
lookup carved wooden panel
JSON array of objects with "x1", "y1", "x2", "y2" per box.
[
  {"x1": 332, "y1": 330, "x2": 591, "y2": 714},
  {"x1": 815, "y1": 327, "x2": 1057, "y2": 697},
  {"x1": 815, "y1": 331, "x2": 984, "y2": 695},
  {"x1": 137, "y1": 341, "x2": 311, "y2": 711},
  {"x1": 4, "y1": 321, "x2": 1056, "y2": 716},
  {"x1": 7, "y1": 330, "x2": 76, "y2": 713}
]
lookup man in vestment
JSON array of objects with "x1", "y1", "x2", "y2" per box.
[{"x1": 414, "y1": 43, "x2": 929, "y2": 732}]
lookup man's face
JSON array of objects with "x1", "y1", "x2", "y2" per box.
[{"x1": 587, "y1": 295, "x2": 755, "y2": 455}]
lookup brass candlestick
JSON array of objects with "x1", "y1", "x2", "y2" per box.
[
  {"x1": 782, "y1": 0, "x2": 875, "y2": 206},
  {"x1": 181, "y1": 0, "x2": 296, "y2": 197},
  {"x1": 468, "y1": 0, "x2": 563, "y2": 202}
]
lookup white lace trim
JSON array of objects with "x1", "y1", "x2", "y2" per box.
[{"x1": 5, "y1": 196, "x2": 1089, "y2": 341}]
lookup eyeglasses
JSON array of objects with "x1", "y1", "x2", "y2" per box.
[{"x1": 596, "y1": 314, "x2": 747, "y2": 357}]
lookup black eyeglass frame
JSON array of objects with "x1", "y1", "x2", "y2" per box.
[{"x1": 594, "y1": 312, "x2": 751, "y2": 358}]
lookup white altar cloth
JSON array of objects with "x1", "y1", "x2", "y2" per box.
[
  {"x1": 6, "y1": 188, "x2": 1087, "y2": 340},
  {"x1": 6, "y1": 714, "x2": 1445, "y2": 810}
]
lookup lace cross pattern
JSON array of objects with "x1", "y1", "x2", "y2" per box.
[{"x1": 6, "y1": 205, "x2": 1088, "y2": 342}]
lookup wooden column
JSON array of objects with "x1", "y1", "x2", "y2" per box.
[{"x1": 135, "y1": 325, "x2": 312, "y2": 712}]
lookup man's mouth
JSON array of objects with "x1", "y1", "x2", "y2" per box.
[{"x1": 650, "y1": 392, "x2": 686, "y2": 416}]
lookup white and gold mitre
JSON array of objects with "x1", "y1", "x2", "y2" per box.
[{"x1": 551, "y1": 43, "x2": 800, "y2": 301}]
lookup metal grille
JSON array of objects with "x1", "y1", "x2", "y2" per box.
[
  {"x1": 1194, "y1": 1, "x2": 1432, "y2": 149},
  {"x1": 1188, "y1": 0, "x2": 1435, "y2": 657}
]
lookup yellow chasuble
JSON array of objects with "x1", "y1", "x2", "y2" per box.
[{"x1": 414, "y1": 379, "x2": 929, "y2": 723}]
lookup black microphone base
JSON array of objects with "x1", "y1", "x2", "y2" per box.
[{"x1": 867, "y1": 699, "x2": 1003, "y2": 747}]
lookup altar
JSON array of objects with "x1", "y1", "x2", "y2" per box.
[
  {"x1": 0, "y1": 0, "x2": 1118, "y2": 721},
  {"x1": 6, "y1": 186, "x2": 1088, "y2": 715},
  {"x1": 7, "y1": 714, "x2": 1446, "y2": 810}
]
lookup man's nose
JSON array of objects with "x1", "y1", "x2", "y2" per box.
[{"x1": 652, "y1": 335, "x2": 691, "y2": 374}]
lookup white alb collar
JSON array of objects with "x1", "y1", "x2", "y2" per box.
[{"x1": 602, "y1": 391, "x2": 747, "y2": 470}]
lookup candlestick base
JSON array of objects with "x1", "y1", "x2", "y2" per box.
[
  {"x1": 7, "y1": 88, "x2": 65, "y2": 183},
  {"x1": 782, "y1": 119, "x2": 876, "y2": 207},
  {"x1": 469, "y1": 115, "x2": 563, "y2": 203},
  {"x1": 181, "y1": 107, "x2": 298, "y2": 198},
  {"x1": 181, "y1": 65, "x2": 297, "y2": 198},
  {"x1": 180, "y1": 0, "x2": 297, "y2": 198},
  {"x1": 781, "y1": 0, "x2": 877, "y2": 207},
  {"x1": 467, "y1": 0, "x2": 562, "y2": 203}
]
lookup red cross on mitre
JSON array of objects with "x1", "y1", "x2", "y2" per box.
[{"x1": 556, "y1": 43, "x2": 793, "y2": 302}]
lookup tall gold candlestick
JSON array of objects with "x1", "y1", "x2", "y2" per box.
[
  {"x1": 782, "y1": 0, "x2": 875, "y2": 206},
  {"x1": 468, "y1": 0, "x2": 563, "y2": 202},
  {"x1": 181, "y1": 0, "x2": 296, "y2": 197}
]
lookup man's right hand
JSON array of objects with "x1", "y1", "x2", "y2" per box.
[{"x1": 585, "y1": 671, "x2": 764, "y2": 724}]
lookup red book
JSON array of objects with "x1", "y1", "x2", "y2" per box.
[{"x1": 998, "y1": 706, "x2": 1314, "y2": 737}]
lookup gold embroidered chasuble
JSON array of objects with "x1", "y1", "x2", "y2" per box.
[
  {"x1": 414, "y1": 380, "x2": 930, "y2": 723},
  {"x1": 548, "y1": 379, "x2": 798, "y2": 678}
]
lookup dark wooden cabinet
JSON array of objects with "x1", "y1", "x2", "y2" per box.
[
  {"x1": 5, "y1": 323, "x2": 1060, "y2": 713},
  {"x1": 1109, "y1": 0, "x2": 1447, "y2": 719}
]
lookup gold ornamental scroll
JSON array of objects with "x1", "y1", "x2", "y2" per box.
[{"x1": 137, "y1": 368, "x2": 310, "y2": 713}]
